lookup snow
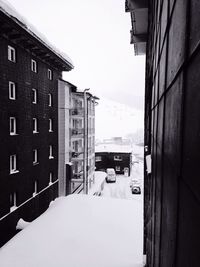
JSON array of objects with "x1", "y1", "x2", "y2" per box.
[
  {"x1": 95, "y1": 143, "x2": 132, "y2": 153},
  {"x1": 0, "y1": 194, "x2": 143, "y2": 267},
  {"x1": 16, "y1": 218, "x2": 31, "y2": 230},
  {"x1": 0, "y1": 0, "x2": 74, "y2": 68},
  {"x1": 145, "y1": 154, "x2": 151, "y2": 174},
  {"x1": 88, "y1": 171, "x2": 106, "y2": 195}
]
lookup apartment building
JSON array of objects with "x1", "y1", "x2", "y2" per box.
[
  {"x1": 58, "y1": 80, "x2": 98, "y2": 195},
  {"x1": 0, "y1": 2, "x2": 73, "y2": 246}
]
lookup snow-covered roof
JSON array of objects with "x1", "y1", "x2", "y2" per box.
[
  {"x1": 0, "y1": 195, "x2": 143, "y2": 267},
  {"x1": 95, "y1": 144, "x2": 132, "y2": 153},
  {"x1": 0, "y1": 0, "x2": 74, "y2": 70}
]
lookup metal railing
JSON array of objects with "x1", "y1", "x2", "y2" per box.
[
  {"x1": 71, "y1": 128, "x2": 84, "y2": 136},
  {"x1": 70, "y1": 108, "x2": 84, "y2": 116}
]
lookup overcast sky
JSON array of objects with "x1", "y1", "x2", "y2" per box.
[{"x1": 6, "y1": 0, "x2": 145, "y2": 110}]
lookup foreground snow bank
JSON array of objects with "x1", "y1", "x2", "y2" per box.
[{"x1": 0, "y1": 195, "x2": 143, "y2": 267}]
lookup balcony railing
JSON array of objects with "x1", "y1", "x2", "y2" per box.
[
  {"x1": 70, "y1": 108, "x2": 84, "y2": 116},
  {"x1": 71, "y1": 152, "x2": 84, "y2": 161},
  {"x1": 88, "y1": 128, "x2": 95, "y2": 134},
  {"x1": 71, "y1": 128, "x2": 84, "y2": 136}
]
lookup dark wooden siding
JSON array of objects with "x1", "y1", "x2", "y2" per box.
[
  {"x1": 0, "y1": 32, "x2": 61, "y2": 246},
  {"x1": 144, "y1": 0, "x2": 200, "y2": 266}
]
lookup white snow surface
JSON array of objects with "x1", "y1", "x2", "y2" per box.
[
  {"x1": 95, "y1": 143, "x2": 132, "y2": 153},
  {"x1": 0, "y1": 194, "x2": 143, "y2": 267},
  {"x1": 0, "y1": 0, "x2": 74, "y2": 68},
  {"x1": 88, "y1": 171, "x2": 106, "y2": 195},
  {"x1": 145, "y1": 154, "x2": 151, "y2": 174}
]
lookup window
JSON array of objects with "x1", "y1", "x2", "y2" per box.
[
  {"x1": 49, "y1": 145, "x2": 54, "y2": 159},
  {"x1": 10, "y1": 117, "x2": 17, "y2": 135},
  {"x1": 33, "y1": 149, "x2": 38, "y2": 164},
  {"x1": 31, "y1": 59, "x2": 37, "y2": 73},
  {"x1": 9, "y1": 81, "x2": 16, "y2": 100},
  {"x1": 114, "y1": 155, "x2": 122, "y2": 161},
  {"x1": 48, "y1": 93, "x2": 52, "y2": 106},
  {"x1": 95, "y1": 156, "x2": 102, "y2": 162},
  {"x1": 49, "y1": 172, "x2": 53, "y2": 185},
  {"x1": 8, "y1": 45, "x2": 16, "y2": 62},
  {"x1": 115, "y1": 166, "x2": 120, "y2": 172},
  {"x1": 10, "y1": 154, "x2": 18, "y2": 174},
  {"x1": 32, "y1": 89, "x2": 37, "y2": 104},
  {"x1": 47, "y1": 69, "x2": 52, "y2": 80},
  {"x1": 49, "y1": 119, "x2": 53, "y2": 132},
  {"x1": 33, "y1": 118, "x2": 38, "y2": 133},
  {"x1": 33, "y1": 180, "x2": 38, "y2": 197},
  {"x1": 10, "y1": 192, "x2": 17, "y2": 211}
]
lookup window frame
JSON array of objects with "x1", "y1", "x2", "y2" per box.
[
  {"x1": 10, "y1": 117, "x2": 17, "y2": 135},
  {"x1": 32, "y1": 88, "x2": 37, "y2": 104},
  {"x1": 33, "y1": 180, "x2": 38, "y2": 197},
  {"x1": 95, "y1": 156, "x2": 102, "y2": 162},
  {"x1": 33, "y1": 118, "x2": 38, "y2": 133},
  {"x1": 8, "y1": 45, "x2": 16, "y2": 62},
  {"x1": 114, "y1": 155, "x2": 123, "y2": 161},
  {"x1": 31, "y1": 59, "x2": 37, "y2": 73},
  {"x1": 48, "y1": 93, "x2": 52, "y2": 106},
  {"x1": 33, "y1": 149, "x2": 38, "y2": 165},
  {"x1": 49, "y1": 145, "x2": 54, "y2": 159},
  {"x1": 10, "y1": 154, "x2": 18, "y2": 174},
  {"x1": 9, "y1": 81, "x2": 16, "y2": 100},
  {"x1": 49, "y1": 172, "x2": 53, "y2": 185},
  {"x1": 47, "y1": 69, "x2": 52, "y2": 80},
  {"x1": 10, "y1": 192, "x2": 17, "y2": 211},
  {"x1": 49, "y1": 118, "x2": 53, "y2": 132}
]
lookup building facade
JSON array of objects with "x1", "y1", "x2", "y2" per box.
[
  {"x1": 95, "y1": 144, "x2": 132, "y2": 176},
  {"x1": 0, "y1": 2, "x2": 73, "y2": 246},
  {"x1": 58, "y1": 80, "x2": 97, "y2": 195},
  {"x1": 126, "y1": 0, "x2": 200, "y2": 266}
]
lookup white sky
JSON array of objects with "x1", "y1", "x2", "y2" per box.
[{"x1": 6, "y1": 0, "x2": 145, "y2": 110}]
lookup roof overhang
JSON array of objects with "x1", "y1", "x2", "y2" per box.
[
  {"x1": 0, "y1": 1, "x2": 74, "y2": 71},
  {"x1": 125, "y1": 0, "x2": 148, "y2": 55}
]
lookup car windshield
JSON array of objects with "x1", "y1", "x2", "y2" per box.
[{"x1": 107, "y1": 169, "x2": 115, "y2": 175}]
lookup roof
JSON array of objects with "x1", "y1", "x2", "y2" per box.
[
  {"x1": 0, "y1": 195, "x2": 143, "y2": 267},
  {"x1": 95, "y1": 144, "x2": 132, "y2": 153},
  {"x1": 0, "y1": 0, "x2": 74, "y2": 70}
]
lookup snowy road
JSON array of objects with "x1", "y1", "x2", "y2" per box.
[{"x1": 101, "y1": 161, "x2": 143, "y2": 202}]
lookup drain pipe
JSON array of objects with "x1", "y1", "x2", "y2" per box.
[{"x1": 83, "y1": 88, "x2": 90, "y2": 194}]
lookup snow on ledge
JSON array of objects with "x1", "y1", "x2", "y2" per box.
[
  {"x1": 145, "y1": 154, "x2": 151, "y2": 174},
  {"x1": 0, "y1": 0, "x2": 74, "y2": 68},
  {"x1": 0, "y1": 194, "x2": 143, "y2": 267}
]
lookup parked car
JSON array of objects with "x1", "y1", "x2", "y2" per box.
[
  {"x1": 131, "y1": 186, "x2": 141, "y2": 194},
  {"x1": 105, "y1": 168, "x2": 116, "y2": 183},
  {"x1": 130, "y1": 179, "x2": 141, "y2": 194},
  {"x1": 130, "y1": 179, "x2": 141, "y2": 188}
]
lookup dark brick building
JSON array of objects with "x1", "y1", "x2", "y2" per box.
[
  {"x1": 126, "y1": 0, "x2": 200, "y2": 266},
  {"x1": 0, "y1": 2, "x2": 73, "y2": 246},
  {"x1": 95, "y1": 144, "x2": 132, "y2": 176}
]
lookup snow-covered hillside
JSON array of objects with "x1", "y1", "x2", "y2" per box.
[{"x1": 95, "y1": 98, "x2": 144, "y2": 140}]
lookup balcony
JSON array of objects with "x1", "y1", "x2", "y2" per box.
[
  {"x1": 70, "y1": 108, "x2": 84, "y2": 116},
  {"x1": 88, "y1": 128, "x2": 95, "y2": 135},
  {"x1": 71, "y1": 128, "x2": 84, "y2": 136},
  {"x1": 71, "y1": 152, "x2": 83, "y2": 161}
]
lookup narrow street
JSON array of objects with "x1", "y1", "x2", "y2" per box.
[{"x1": 101, "y1": 161, "x2": 143, "y2": 201}]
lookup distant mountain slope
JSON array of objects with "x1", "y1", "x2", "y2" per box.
[{"x1": 95, "y1": 98, "x2": 144, "y2": 140}]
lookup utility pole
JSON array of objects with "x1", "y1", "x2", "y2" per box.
[{"x1": 83, "y1": 88, "x2": 90, "y2": 194}]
